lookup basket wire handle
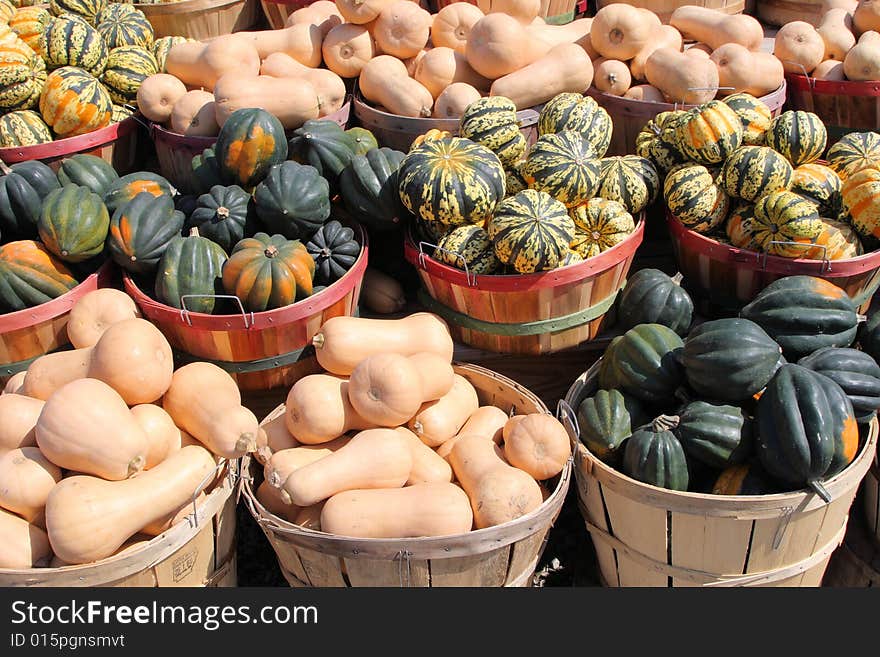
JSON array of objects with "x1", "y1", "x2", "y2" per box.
[
  {"x1": 418, "y1": 240, "x2": 477, "y2": 287},
  {"x1": 761, "y1": 241, "x2": 831, "y2": 272},
  {"x1": 186, "y1": 457, "x2": 229, "y2": 530},
  {"x1": 673, "y1": 86, "x2": 736, "y2": 110},
  {"x1": 180, "y1": 294, "x2": 255, "y2": 328},
  {"x1": 784, "y1": 60, "x2": 816, "y2": 90},
  {"x1": 395, "y1": 549, "x2": 413, "y2": 587},
  {"x1": 556, "y1": 398, "x2": 580, "y2": 440}
]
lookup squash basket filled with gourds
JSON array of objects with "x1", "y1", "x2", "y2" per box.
[
  {"x1": 240, "y1": 311, "x2": 573, "y2": 588},
  {"x1": 561, "y1": 270, "x2": 880, "y2": 587}
]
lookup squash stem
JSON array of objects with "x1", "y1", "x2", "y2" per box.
[
  {"x1": 809, "y1": 480, "x2": 833, "y2": 504},
  {"x1": 652, "y1": 415, "x2": 680, "y2": 432},
  {"x1": 312, "y1": 333, "x2": 325, "y2": 349}
]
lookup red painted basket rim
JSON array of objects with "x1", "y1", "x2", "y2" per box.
[
  {"x1": 785, "y1": 72, "x2": 880, "y2": 97},
  {"x1": 123, "y1": 223, "x2": 369, "y2": 332},
  {"x1": 0, "y1": 259, "x2": 114, "y2": 334},
  {"x1": 666, "y1": 211, "x2": 880, "y2": 277},
  {"x1": 585, "y1": 80, "x2": 787, "y2": 112},
  {"x1": 0, "y1": 115, "x2": 140, "y2": 163},
  {"x1": 404, "y1": 216, "x2": 644, "y2": 292}
]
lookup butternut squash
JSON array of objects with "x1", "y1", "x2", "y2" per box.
[
  {"x1": 259, "y1": 53, "x2": 348, "y2": 117},
  {"x1": 574, "y1": 30, "x2": 599, "y2": 59},
  {"x1": 465, "y1": 12, "x2": 549, "y2": 79},
  {"x1": 824, "y1": 0, "x2": 858, "y2": 13},
  {"x1": 359, "y1": 55, "x2": 434, "y2": 117},
  {"x1": 360, "y1": 266, "x2": 406, "y2": 313},
  {"x1": 503, "y1": 413, "x2": 527, "y2": 441},
  {"x1": 264, "y1": 436, "x2": 351, "y2": 487},
  {"x1": 162, "y1": 362, "x2": 259, "y2": 458},
  {"x1": 286, "y1": 1, "x2": 344, "y2": 37},
  {"x1": 140, "y1": 490, "x2": 206, "y2": 536},
  {"x1": 3, "y1": 371, "x2": 25, "y2": 395},
  {"x1": 45, "y1": 444, "x2": 216, "y2": 564},
  {"x1": 404, "y1": 48, "x2": 429, "y2": 76},
  {"x1": 169, "y1": 89, "x2": 218, "y2": 137},
  {"x1": 131, "y1": 404, "x2": 182, "y2": 469},
  {"x1": 395, "y1": 426, "x2": 453, "y2": 484},
  {"x1": 502, "y1": 413, "x2": 570, "y2": 480},
  {"x1": 589, "y1": 4, "x2": 658, "y2": 61},
  {"x1": 854, "y1": 0, "x2": 880, "y2": 34},
  {"x1": 415, "y1": 46, "x2": 491, "y2": 98},
  {"x1": 775, "y1": 21, "x2": 826, "y2": 75},
  {"x1": 373, "y1": 1, "x2": 432, "y2": 59},
  {"x1": 295, "y1": 502, "x2": 324, "y2": 529},
  {"x1": 66, "y1": 288, "x2": 140, "y2": 350},
  {"x1": 0, "y1": 447, "x2": 61, "y2": 526},
  {"x1": 623, "y1": 84, "x2": 666, "y2": 101},
  {"x1": 449, "y1": 433, "x2": 543, "y2": 529},
  {"x1": 431, "y1": 2, "x2": 484, "y2": 54},
  {"x1": 433, "y1": 81, "x2": 482, "y2": 118},
  {"x1": 280, "y1": 428, "x2": 413, "y2": 507},
  {"x1": 814, "y1": 58, "x2": 847, "y2": 78},
  {"x1": 527, "y1": 18, "x2": 594, "y2": 51},
  {"x1": 593, "y1": 58, "x2": 631, "y2": 95},
  {"x1": 312, "y1": 313, "x2": 454, "y2": 375},
  {"x1": 285, "y1": 374, "x2": 375, "y2": 444},
  {"x1": 322, "y1": 23, "x2": 376, "y2": 78},
  {"x1": 213, "y1": 73, "x2": 320, "y2": 128},
  {"x1": 485, "y1": 0, "x2": 539, "y2": 23},
  {"x1": 165, "y1": 35, "x2": 261, "y2": 91},
  {"x1": 0, "y1": 507, "x2": 50, "y2": 568},
  {"x1": 670, "y1": 7, "x2": 764, "y2": 52},
  {"x1": 407, "y1": 373, "x2": 480, "y2": 447},
  {"x1": 711, "y1": 44, "x2": 786, "y2": 97},
  {"x1": 645, "y1": 46, "x2": 720, "y2": 104},
  {"x1": 337, "y1": 0, "x2": 395, "y2": 25},
  {"x1": 436, "y1": 404, "x2": 508, "y2": 460},
  {"x1": 0, "y1": 393, "x2": 42, "y2": 452},
  {"x1": 844, "y1": 29, "x2": 880, "y2": 78},
  {"x1": 818, "y1": 8, "x2": 857, "y2": 60},
  {"x1": 684, "y1": 47, "x2": 711, "y2": 59},
  {"x1": 232, "y1": 24, "x2": 323, "y2": 65},
  {"x1": 21, "y1": 347, "x2": 92, "y2": 401},
  {"x1": 255, "y1": 411, "x2": 298, "y2": 465},
  {"x1": 136, "y1": 74, "x2": 188, "y2": 125},
  {"x1": 37, "y1": 378, "x2": 148, "y2": 480},
  {"x1": 630, "y1": 24, "x2": 682, "y2": 82},
  {"x1": 256, "y1": 480, "x2": 299, "y2": 522},
  {"x1": 490, "y1": 42, "x2": 594, "y2": 110},
  {"x1": 321, "y1": 482, "x2": 473, "y2": 538}
]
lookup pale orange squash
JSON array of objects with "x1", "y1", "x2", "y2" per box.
[
  {"x1": 285, "y1": 374, "x2": 375, "y2": 445},
  {"x1": 589, "y1": 3, "x2": 659, "y2": 61},
  {"x1": 212, "y1": 73, "x2": 320, "y2": 129},
  {"x1": 502, "y1": 413, "x2": 570, "y2": 480},
  {"x1": 414, "y1": 46, "x2": 491, "y2": 98},
  {"x1": 321, "y1": 23, "x2": 376, "y2": 78},
  {"x1": 395, "y1": 426, "x2": 454, "y2": 485},
  {"x1": 169, "y1": 89, "x2": 218, "y2": 137},
  {"x1": 140, "y1": 490, "x2": 206, "y2": 537},
  {"x1": 232, "y1": 24, "x2": 323, "y2": 65},
  {"x1": 435, "y1": 404, "x2": 509, "y2": 460},
  {"x1": 256, "y1": 480, "x2": 299, "y2": 522},
  {"x1": 21, "y1": 348, "x2": 93, "y2": 401},
  {"x1": 433, "y1": 81, "x2": 482, "y2": 118},
  {"x1": 0, "y1": 446, "x2": 61, "y2": 526},
  {"x1": 66, "y1": 288, "x2": 140, "y2": 350},
  {"x1": 285, "y1": 0, "x2": 343, "y2": 37},
  {"x1": 0, "y1": 394, "x2": 43, "y2": 453},
  {"x1": 359, "y1": 55, "x2": 434, "y2": 117},
  {"x1": 431, "y1": 2, "x2": 484, "y2": 54},
  {"x1": 490, "y1": 42, "x2": 594, "y2": 109},
  {"x1": 372, "y1": 1, "x2": 432, "y2": 59},
  {"x1": 264, "y1": 436, "x2": 351, "y2": 488},
  {"x1": 294, "y1": 502, "x2": 324, "y2": 529},
  {"x1": 136, "y1": 73, "x2": 188, "y2": 125},
  {"x1": 854, "y1": 0, "x2": 880, "y2": 34},
  {"x1": 814, "y1": 58, "x2": 847, "y2": 78},
  {"x1": 0, "y1": 507, "x2": 50, "y2": 568},
  {"x1": 774, "y1": 20, "x2": 826, "y2": 75},
  {"x1": 465, "y1": 12, "x2": 549, "y2": 80},
  {"x1": 164, "y1": 35, "x2": 261, "y2": 91},
  {"x1": 630, "y1": 24, "x2": 682, "y2": 82},
  {"x1": 817, "y1": 8, "x2": 857, "y2": 61},
  {"x1": 710, "y1": 44, "x2": 786, "y2": 97},
  {"x1": 131, "y1": 404, "x2": 182, "y2": 470},
  {"x1": 670, "y1": 7, "x2": 764, "y2": 51},
  {"x1": 3, "y1": 371, "x2": 25, "y2": 395},
  {"x1": 844, "y1": 29, "x2": 880, "y2": 79},
  {"x1": 645, "y1": 46, "x2": 720, "y2": 104},
  {"x1": 255, "y1": 411, "x2": 299, "y2": 465},
  {"x1": 259, "y1": 53, "x2": 347, "y2": 117},
  {"x1": 593, "y1": 58, "x2": 631, "y2": 96},
  {"x1": 407, "y1": 373, "x2": 480, "y2": 447},
  {"x1": 623, "y1": 84, "x2": 666, "y2": 101},
  {"x1": 337, "y1": 0, "x2": 395, "y2": 25}
]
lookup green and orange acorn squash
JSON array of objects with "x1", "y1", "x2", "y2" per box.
[
  {"x1": 103, "y1": 171, "x2": 176, "y2": 215},
  {"x1": 154, "y1": 227, "x2": 227, "y2": 314},
  {"x1": 0, "y1": 240, "x2": 78, "y2": 311},
  {"x1": 107, "y1": 192, "x2": 184, "y2": 274},
  {"x1": 37, "y1": 184, "x2": 109, "y2": 263},
  {"x1": 214, "y1": 107, "x2": 288, "y2": 190},
  {"x1": 798, "y1": 346, "x2": 880, "y2": 424}
]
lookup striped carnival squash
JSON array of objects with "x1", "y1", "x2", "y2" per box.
[
  {"x1": 0, "y1": 0, "x2": 14, "y2": 22},
  {"x1": 720, "y1": 146, "x2": 793, "y2": 202},
  {"x1": 186, "y1": 184, "x2": 254, "y2": 254},
  {"x1": 752, "y1": 190, "x2": 823, "y2": 257},
  {"x1": 537, "y1": 93, "x2": 612, "y2": 158},
  {"x1": 598, "y1": 323, "x2": 685, "y2": 405},
  {"x1": 521, "y1": 131, "x2": 601, "y2": 208},
  {"x1": 827, "y1": 131, "x2": 880, "y2": 180},
  {"x1": 765, "y1": 110, "x2": 827, "y2": 167},
  {"x1": 842, "y1": 167, "x2": 880, "y2": 239},
  {"x1": 8, "y1": 6, "x2": 51, "y2": 59},
  {"x1": 151, "y1": 36, "x2": 188, "y2": 74},
  {"x1": 214, "y1": 108, "x2": 288, "y2": 190},
  {"x1": 49, "y1": 0, "x2": 107, "y2": 25},
  {"x1": 37, "y1": 184, "x2": 110, "y2": 262},
  {"x1": 569, "y1": 198, "x2": 635, "y2": 259},
  {"x1": 434, "y1": 224, "x2": 500, "y2": 275},
  {"x1": 0, "y1": 109, "x2": 51, "y2": 147},
  {"x1": 254, "y1": 161, "x2": 330, "y2": 241},
  {"x1": 809, "y1": 218, "x2": 863, "y2": 260},
  {"x1": 790, "y1": 163, "x2": 842, "y2": 217},
  {"x1": 0, "y1": 240, "x2": 78, "y2": 311},
  {"x1": 673, "y1": 100, "x2": 743, "y2": 166},
  {"x1": 635, "y1": 110, "x2": 687, "y2": 172},
  {"x1": 595, "y1": 155, "x2": 659, "y2": 214},
  {"x1": 0, "y1": 38, "x2": 45, "y2": 112},
  {"x1": 107, "y1": 192, "x2": 184, "y2": 274},
  {"x1": 45, "y1": 17, "x2": 108, "y2": 76},
  {"x1": 559, "y1": 250, "x2": 583, "y2": 266},
  {"x1": 53, "y1": 11, "x2": 89, "y2": 23},
  {"x1": 410, "y1": 128, "x2": 451, "y2": 150},
  {"x1": 672, "y1": 402, "x2": 753, "y2": 469},
  {"x1": 398, "y1": 135, "x2": 506, "y2": 228},
  {"x1": 96, "y1": 2, "x2": 136, "y2": 23},
  {"x1": 616, "y1": 268, "x2": 693, "y2": 336},
  {"x1": 56, "y1": 153, "x2": 118, "y2": 195},
  {"x1": 103, "y1": 171, "x2": 175, "y2": 215},
  {"x1": 97, "y1": 9, "x2": 153, "y2": 50},
  {"x1": 799, "y1": 346, "x2": 880, "y2": 424},
  {"x1": 339, "y1": 147, "x2": 406, "y2": 232},
  {"x1": 100, "y1": 45, "x2": 157, "y2": 104},
  {"x1": 487, "y1": 189, "x2": 574, "y2": 273},
  {"x1": 39, "y1": 66, "x2": 111, "y2": 137},
  {"x1": 154, "y1": 228, "x2": 228, "y2": 314},
  {"x1": 221, "y1": 233, "x2": 315, "y2": 312},
  {"x1": 0, "y1": 160, "x2": 59, "y2": 239},
  {"x1": 414, "y1": 215, "x2": 450, "y2": 245},
  {"x1": 577, "y1": 388, "x2": 648, "y2": 465},
  {"x1": 459, "y1": 96, "x2": 526, "y2": 168},
  {"x1": 111, "y1": 103, "x2": 133, "y2": 123},
  {"x1": 505, "y1": 161, "x2": 528, "y2": 196},
  {"x1": 722, "y1": 92, "x2": 772, "y2": 147},
  {"x1": 664, "y1": 164, "x2": 730, "y2": 234},
  {"x1": 305, "y1": 219, "x2": 360, "y2": 286},
  {"x1": 622, "y1": 418, "x2": 689, "y2": 491},
  {"x1": 725, "y1": 202, "x2": 761, "y2": 250},
  {"x1": 288, "y1": 119, "x2": 358, "y2": 184}
]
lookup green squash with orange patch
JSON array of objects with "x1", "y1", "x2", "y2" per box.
[
  {"x1": 215, "y1": 108, "x2": 288, "y2": 190},
  {"x1": 103, "y1": 171, "x2": 176, "y2": 215},
  {"x1": 106, "y1": 192, "x2": 184, "y2": 274}
]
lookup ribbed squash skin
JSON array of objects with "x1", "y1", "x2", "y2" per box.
[
  {"x1": 569, "y1": 197, "x2": 634, "y2": 259},
  {"x1": 663, "y1": 163, "x2": 730, "y2": 233},
  {"x1": 622, "y1": 420, "x2": 689, "y2": 491},
  {"x1": 154, "y1": 231, "x2": 228, "y2": 314},
  {"x1": 790, "y1": 163, "x2": 842, "y2": 217},
  {"x1": 49, "y1": 0, "x2": 107, "y2": 25},
  {"x1": 45, "y1": 18, "x2": 107, "y2": 76},
  {"x1": 221, "y1": 233, "x2": 316, "y2": 312},
  {"x1": 9, "y1": 7, "x2": 52, "y2": 59},
  {"x1": 0, "y1": 240, "x2": 78, "y2": 311},
  {"x1": 740, "y1": 275, "x2": 858, "y2": 359},
  {"x1": 39, "y1": 65, "x2": 111, "y2": 138},
  {"x1": 598, "y1": 323, "x2": 684, "y2": 405},
  {"x1": 254, "y1": 161, "x2": 330, "y2": 241},
  {"x1": 102, "y1": 171, "x2": 174, "y2": 215},
  {"x1": 576, "y1": 388, "x2": 647, "y2": 465},
  {"x1": 96, "y1": 2, "x2": 137, "y2": 23},
  {"x1": 673, "y1": 402, "x2": 752, "y2": 469},
  {"x1": 189, "y1": 147, "x2": 224, "y2": 197},
  {"x1": 398, "y1": 136, "x2": 506, "y2": 228},
  {"x1": 38, "y1": 184, "x2": 109, "y2": 262},
  {"x1": 725, "y1": 202, "x2": 761, "y2": 250},
  {"x1": 151, "y1": 35, "x2": 187, "y2": 73},
  {"x1": 100, "y1": 45, "x2": 157, "y2": 104},
  {"x1": 346, "y1": 127, "x2": 378, "y2": 155},
  {"x1": 0, "y1": 39, "x2": 45, "y2": 112},
  {"x1": 186, "y1": 184, "x2": 253, "y2": 253},
  {"x1": 616, "y1": 268, "x2": 693, "y2": 336},
  {"x1": 537, "y1": 92, "x2": 612, "y2": 158},
  {"x1": 107, "y1": 192, "x2": 184, "y2": 274},
  {"x1": 636, "y1": 110, "x2": 687, "y2": 172},
  {"x1": 814, "y1": 370, "x2": 861, "y2": 476},
  {"x1": 765, "y1": 110, "x2": 827, "y2": 167},
  {"x1": 0, "y1": 110, "x2": 51, "y2": 147},
  {"x1": 681, "y1": 317, "x2": 782, "y2": 402},
  {"x1": 305, "y1": 219, "x2": 360, "y2": 286},
  {"x1": 827, "y1": 131, "x2": 880, "y2": 180},
  {"x1": 673, "y1": 100, "x2": 744, "y2": 166},
  {"x1": 860, "y1": 311, "x2": 880, "y2": 364},
  {"x1": 809, "y1": 218, "x2": 863, "y2": 260},
  {"x1": 339, "y1": 147, "x2": 406, "y2": 232},
  {"x1": 521, "y1": 131, "x2": 601, "y2": 208},
  {"x1": 596, "y1": 155, "x2": 659, "y2": 214},
  {"x1": 505, "y1": 161, "x2": 528, "y2": 196},
  {"x1": 720, "y1": 146, "x2": 793, "y2": 202},
  {"x1": 0, "y1": 161, "x2": 59, "y2": 239},
  {"x1": 215, "y1": 108, "x2": 288, "y2": 190},
  {"x1": 752, "y1": 190, "x2": 823, "y2": 257},
  {"x1": 798, "y1": 347, "x2": 880, "y2": 423},
  {"x1": 842, "y1": 167, "x2": 880, "y2": 239},
  {"x1": 111, "y1": 104, "x2": 135, "y2": 124},
  {"x1": 459, "y1": 96, "x2": 526, "y2": 168},
  {"x1": 96, "y1": 10, "x2": 154, "y2": 50},
  {"x1": 723, "y1": 93, "x2": 772, "y2": 146},
  {"x1": 56, "y1": 153, "x2": 118, "y2": 195},
  {"x1": 487, "y1": 189, "x2": 574, "y2": 273},
  {"x1": 435, "y1": 224, "x2": 499, "y2": 274},
  {"x1": 288, "y1": 119, "x2": 357, "y2": 184}
]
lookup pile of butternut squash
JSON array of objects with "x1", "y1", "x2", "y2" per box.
[
  {"x1": 0, "y1": 288, "x2": 258, "y2": 570},
  {"x1": 253, "y1": 311, "x2": 571, "y2": 538}
]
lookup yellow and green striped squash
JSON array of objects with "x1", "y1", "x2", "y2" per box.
[
  {"x1": 0, "y1": 0, "x2": 15, "y2": 22},
  {"x1": 0, "y1": 40, "x2": 44, "y2": 112},
  {"x1": 152, "y1": 35, "x2": 188, "y2": 73},
  {"x1": 100, "y1": 44, "x2": 157, "y2": 103},
  {"x1": 505, "y1": 160, "x2": 527, "y2": 196},
  {"x1": 720, "y1": 145, "x2": 793, "y2": 202},
  {"x1": 765, "y1": 110, "x2": 827, "y2": 167},
  {"x1": 487, "y1": 188, "x2": 574, "y2": 273},
  {"x1": 663, "y1": 163, "x2": 730, "y2": 234},
  {"x1": 97, "y1": 8, "x2": 153, "y2": 50},
  {"x1": 722, "y1": 92, "x2": 772, "y2": 147},
  {"x1": 810, "y1": 218, "x2": 863, "y2": 260},
  {"x1": 8, "y1": 6, "x2": 51, "y2": 59},
  {"x1": 0, "y1": 109, "x2": 52, "y2": 146},
  {"x1": 635, "y1": 110, "x2": 687, "y2": 172},
  {"x1": 96, "y1": 1, "x2": 136, "y2": 23},
  {"x1": 752, "y1": 189, "x2": 823, "y2": 257},
  {"x1": 414, "y1": 214, "x2": 451, "y2": 244},
  {"x1": 434, "y1": 224, "x2": 499, "y2": 275},
  {"x1": 398, "y1": 135, "x2": 506, "y2": 228},
  {"x1": 111, "y1": 102, "x2": 133, "y2": 123},
  {"x1": 827, "y1": 131, "x2": 880, "y2": 180},
  {"x1": 521, "y1": 130, "x2": 601, "y2": 208},
  {"x1": 674, "y1": 100, "x2": 743, "y2": 166},
  {"x1": 842, "y1": 167, "x2": 880, "y2": 239},
  {"x1": 537, "y1": 92, "x2": 612, "y2": 157},
  {"x1": 559, "y1": 249, "x2": 583, "y2": 267},
  {"x1": 39, "y1": 65, "x2": 111, "y2": 138},
  {"x1": 45, "y1": 17, "x2": 108, "y2": 76},
  {"x1": 459, "y1": 96, "x2": 526, "y2": 168},
  {"x1": 725, "y1": 202, "x2": 761, "y2": 250},
  {"x1": 569, "y1": 197, "x2": 635, "y2": 260},
  {"x1": 49, "y1": 0, "x2": 107, "y2": 25},
  {"x1": 596, "y1": 155, "x2": 659, "y2": 214},
  {"x1": 790, "y1": 162, "x2": 842, "y2": 217}
]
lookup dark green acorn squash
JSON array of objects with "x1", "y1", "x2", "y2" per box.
[
  {"x1": 671, "y1": 401, "x2": 753, "y2": 469},
  {"x1": 189, "y1": 147, "x2": 225, "y2": 197},
  {"x1": 38, "y1": 184, "x2": 110, "y2": 263},
  {"x1": 215, "y1": 108, "x2": 288, "y2": 189},
  {"x1": 154, "y1": 227, "x2": 228, "y2": 314},
  {"x1": 56, "y1": 153, "x2": 119, "y2": 195},
  {"x1": 860, "y1": 310, "x2": 880, "y2": 364},
  {"x1": 254, "y1": 161, "x2": 330, "y2": 241},
  {"x1": 615, "y1": 268, "x2": 693, "y2": 336},
  {"x1": 815, "y1": 370, "x2": 862, "y2": 478},
  {"x1": 0, "y1": 240, "x2": 79, "y2": 311},
  {"x1": 346, "y1": 127, "x2": 378, "y2": 155},
  {"x1": 107, "y1": 192, "x2": 184, "y2": 274},
  {"x1": 622, "y1": 416, "x2": 689, "y2": 491},
  {"x1": 288, "y1": 119, "x2": 357, "y2": 185},
  {"x1": 305, "y1": 219, "x2": 360, "y2": 286},
  {"x1": 576, "y1": 388, "x2": 648, "y2": 465},
  {"x1": 798, "y1": 347, "x2": 880, "y2": 423},
  {"x1": 103, "y1": 171, "x2": 176, "y2": 215},
  {"x1": 338, "y1": 147, "x2": 406, "y2": 232},
  {"x1": 0, "y1": 160, "x2": 60, "y2": 239},
  {"x1": 185, "y1": 184, "x2": 254, "y2": 254}
]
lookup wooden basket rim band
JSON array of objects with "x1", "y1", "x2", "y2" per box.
[
  {"x1": 0, "y1": 115, "x2": 139, "y2": 164},
  {"x1": 134, "y1": 0, "x2": 252, "y2": 14}
]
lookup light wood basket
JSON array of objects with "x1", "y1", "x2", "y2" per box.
[
  {"x1": 756, "y1": 0, "x2": 827, "y2": 26},
  {"x1": 0, "y1": 462, "x2": 238, "y2": 587},
  {"x1": 822, "y1": 512, "x2": 880, "y2": 586},
  {"x1": 594, "y1": 0, "x2": 744, "y2": 24},
  {"x1": 864, "y1": 447, "x2": 879, "y2": 546},
  {"x1": 561, "y1": 360, "x2": 879, "y2": 587},
  {"x1": 134, "y1": 0, "x2": 262, "y2": 40},
  {"x1": 240, "y1": 363, "x2": 572, "y2": 587}
]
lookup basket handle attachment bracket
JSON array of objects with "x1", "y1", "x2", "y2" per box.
[
  {"x1": 784, "y1": 61, "x2": 816, "y2": 90},
  {"x1": 761, "y1": 241, "x2": 830, "y2": 273},
  {"x1": 673, "y1": 86, "x2": 736, "y2": 110},
  {"x1": 181, "y1": 457, "x2": 230, "y2": 531},
  {"x1": 556, "y1": 398, "x2": 580, "y2": 487},
  {"x1": 180, "y1": 294, "x2": 255, "y2": 329},
  {"x1": 418, "y1": 241, "x2": 477, "y2": 287},
  {"x1": 394, "y1": 549, "x2": 414, "y2": 587}
]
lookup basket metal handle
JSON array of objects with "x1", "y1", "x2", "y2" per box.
[
  {"x1": 418, "y1": 240, "x2": 477, "y2": 287},
  {"x1": 784, "y1": 60, "x2": 816, "y2": 90},
  {"x1": 556, "y1": 398, "x2": 580, "y2": 440},
  {"x1": 761, "y1": 241, "x2": 831, "y2": 272},
  {"x1": 180, "y1": 294, "x2": 255, "y2": 328},
  {"x1": 673, "y1": 86, "x2": 736, "y2": 109}
]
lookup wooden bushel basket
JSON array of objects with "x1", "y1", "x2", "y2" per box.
[
  {"x1": 123, "y1": 222, "x2": 368, "y2": 392},
  {"x1": 822, "y1": 510, "x2": 880, "y2": 586},
  {"x1": 0, "y1": 260, "x2": 114, "y2": 384},
  {"x1": 240, "y1": 363, "x2": 572, "y2": 587},
  {"x1": 432, "y1": 0, "x2": 587, "y2": 23},
  {"x1": 758, "y1": 0, "x2": 834, "y2": 27},
  {"x1": 403, "y1": 218, "x2": 644, "y2": 355},
  {"x1": 667, "y1": 212, "x2": 880, "y2": 316},
  {"x1": 133, "y1": 0, "x2": 261, "y2": 40},
  {"x1": 0, "y1": 461, "x2": 238, "y2": 587},
  {"x1": 785, "y1": 73, "x2": 880, "y2": 143},
  {"x1": 561, "y1": 361, "x2": 879, "y2": 587},
  {"x1": 864, "y1": 447, "x2": 879, "y2": 546},
  {"x1": 260, "y1": 0, "x2": 316, "y2": 29},
  {"x1": 594, "y1": 0, "x2": 744, "y2": 24}
]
